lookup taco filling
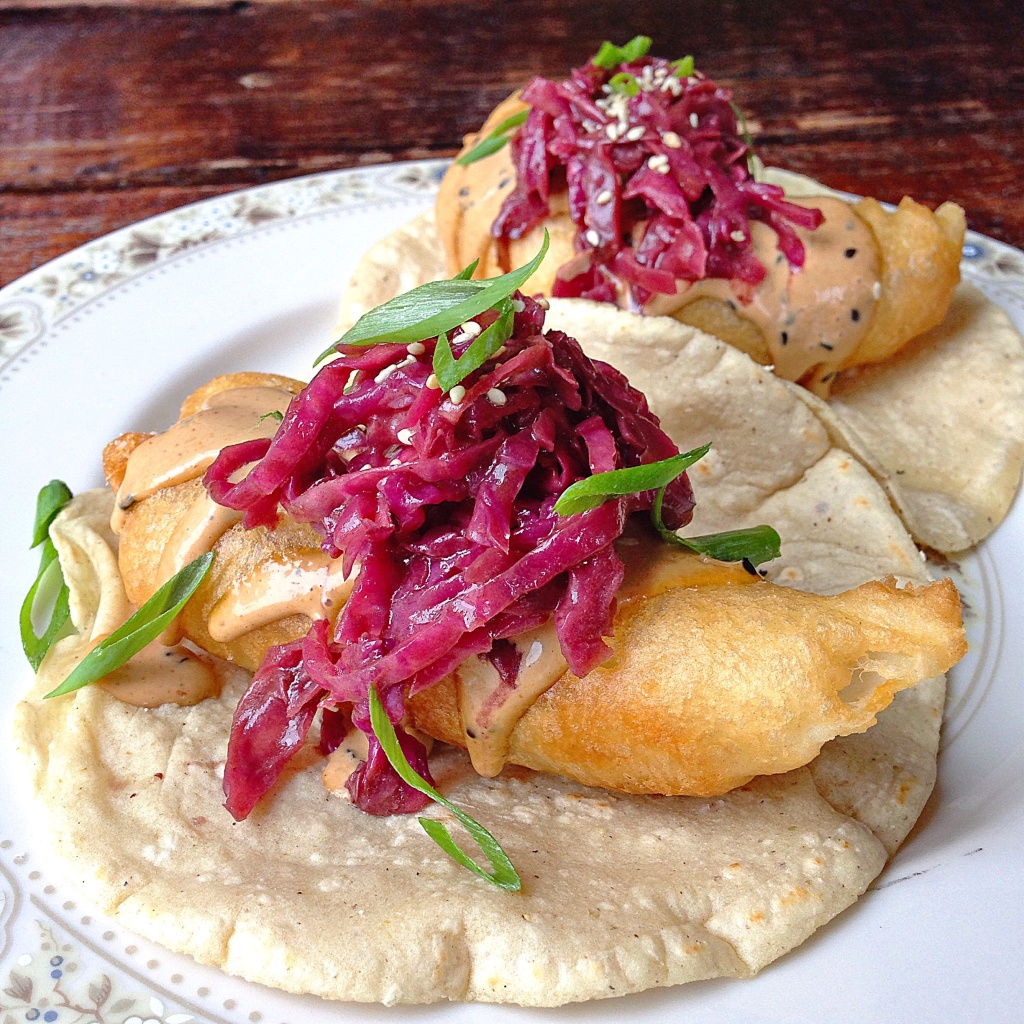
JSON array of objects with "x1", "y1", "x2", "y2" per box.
[
  {"x1": 433, "y1": 39, "x2": 966, "y2": 392},
  {"x1": 491, "y1": 44, "x2": 822, "y2": 306},
  {"x1": 203, "y1": 293, "x2": 703, "y2": 817}
]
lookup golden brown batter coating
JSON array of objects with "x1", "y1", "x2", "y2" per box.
[{"x1": 409, "y1": 575, "x2": 964, "y2": 795}]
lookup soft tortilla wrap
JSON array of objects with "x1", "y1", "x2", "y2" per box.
[{"x1": 16, "y1": 315, "x2": 959, "y2": 1004}]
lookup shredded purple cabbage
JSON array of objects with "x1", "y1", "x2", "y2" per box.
[
  {"x1": 492, "y1": 55, "x2": 824, "y2": 306},
  {"x1": 207, "y1": 296, "x2": 694, "y2": 819}
]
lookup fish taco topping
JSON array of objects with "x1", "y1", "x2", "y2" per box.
[
  {"x1": 205, "y1": 283, "x2": 753, "y2": 819},
  {"x1": 467, "y1": 36, "x2": 823, "y2": 306}
]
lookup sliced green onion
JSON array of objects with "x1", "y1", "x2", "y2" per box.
[
  {"x1": 455, "y1": 109, "x2": 530, "y2": 167},
  {"x1": 432, "y1": 299, "x2": 515, "y2": 392},
  {"x1": 317, "y1": 232, "x2": 549, "y2": 364},
  {"x1": 651, "y1": 483, "x2": 781, "y2": 566},
  {"x1": 554, "y1": 447, "x2": 781, "y2": 566},
  {"x1": 729, "y1": 100, "x2": 757, "y2": 174},
  {"x1": 609, "y1": 72, "x2": 640, "y2": 97},
  {"x1": 21, "y1": 481, "x2": 75, "y2": 670},
  {"x1": 593, "y1": 35, "x2": 652, "y2": 69},
  {"x1": 553, "y1": 445, "x2": 711, "y2": 516},
  {"x1": 621, "y1": 35, "x2": 653, "y2": 62},
  {"x1": 670, "y1": 55, "x2": 695, "y2": 78},
  {"x1": 31, "y1": 480, "x2": 73, "y2": 548},
  {"x1": 453, "y1": 258, "x2": 480, "y2": 281},
  {"x1": 21, "y1": 540, "x2": 72, "y2": 671},
  {"x1": 44, "y1": 552, "x2": 215, "y2": 699},
  {"x1": 368, "y1": 685, "x2": 521, "y2": 891}
]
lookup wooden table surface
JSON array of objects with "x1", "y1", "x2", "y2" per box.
[{"x1": 1, "y1": 0, "x2": 1021, "y2": 289}]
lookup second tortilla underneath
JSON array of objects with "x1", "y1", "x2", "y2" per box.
[{"x1": 15, "y1": 320, "x2": 948, "y2": 1005}]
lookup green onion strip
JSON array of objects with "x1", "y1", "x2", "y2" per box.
[
  {"x1": 593, "y1": 35, "x2": 653, "y2": 69},
  {"x1": 555, "y1": 446, "x2": 781, "y2": 566},
  {"x1": 45, "y1": 552, "x2": 215, "y2": 699},
  {"x1": 20, "y1": 480, "x2": 74, "y2": 671},
  {"x1": 455, "y1": 110, "x2": 530, "y2": 167},
  {"x1": 319, "y1": 232, "x2": 549, "y2": 390},
  {"x1": 368, "y1": 685, "x2": 522, "y2": 891}
]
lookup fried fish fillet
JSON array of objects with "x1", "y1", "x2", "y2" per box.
[
  {"x1": 103, "y1": 373, "x2": 966, "y2": 797},
  {"x1": 437, "y1": 95, "x2": 965, "y2": 390}
]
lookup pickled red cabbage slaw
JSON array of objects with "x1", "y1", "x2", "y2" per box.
[
  {"x1": 207, "y1": 294, "x2": 695, "y2": 818},
  {"x1": 491, "y1": 42, "x2": 824, "y2": 305}
]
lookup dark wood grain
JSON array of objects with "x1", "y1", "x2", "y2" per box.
[{"x1": 2, "y1": 0, "x2": 1022, "y2": 286}]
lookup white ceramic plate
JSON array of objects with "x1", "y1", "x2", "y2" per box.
[{"x1": 1, "y1": 162, "x2": 1023, "y2": 1024}]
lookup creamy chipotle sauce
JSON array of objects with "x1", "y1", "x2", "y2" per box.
[
  {"x1": 96, "y1": 641, "x2": 219, "y2": 708},
  {"x1": 651, "y1": 197, "x2": 880, "y2": 388},
  {"x1": 104, "y1": 384, "x2": 294, "y2": 704},
  {"x1": 208, "y1": 550, "x2": 356, "y2": 643},
  {"x1": 112, "y1": 385, "x2": 294, "y2": 533}
]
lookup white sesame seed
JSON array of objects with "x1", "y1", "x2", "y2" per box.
[
  {"x1": 872, "y1": 281, "x2": 882, "y2": 299},
  {"x1": 535, "y1": 298, "x2": 549, "y2": 311},
  {"x1": 689, "y1": 112, "x2": 699, "y2": 128},
  {"x1": 397, "y1": 428, "x2": 415, "y2": 445},
  {"x1": 585, "y1": 229, "x2": 601, "y2": 246},
  {"x1": 426, "y1": 373, "x2": 441, "y2": 389},
  {"x1": 582, "y1": 118, "x2": 598, "y2": 133},
  {"x1": 625, "y1": 125, "x2": 645, "y2": 142},
  {"x1": 647, "y1": 154, "x2": 670, "y2": 174},
  {"x1": 511, "y1": 299, "x2": 526, "y2": 312},
  {"x1": 407, "y1": 341, "x2": 425, "y2": 355},
  {"x1": 487, "y1": 387, "x2": 507, "y2": 406},
  {"x1": 374, "y1": 363, "x2": 397, "y2": 383},
  {"x1": 449, "y1": 385, "x2": 466, "y2": 405},
  {"x1": 605, "y1": 123, "x2": 622, "y2": 141},
  {"x1": 596, "y1": 189, "x2": 613, "y2": 205},
  {"x1": 730, "y1": 230, "x2": 746, "y2": 242},
  {"x1": 397, "y1": 354, "x2": 417, "y2": 368},
  {"x1": 491, "y1": 345, "x2": 508, "y2": 358},
  {"x1": 459, "y1": 321, "x2": 482, "y2": 338},
  {"x1": 662, "y1": 131, "x2": 682, "y2": 148}
]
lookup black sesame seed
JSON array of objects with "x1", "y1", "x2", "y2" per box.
[
  {"x1": 466, "y1": 727, "x2": 478, "y2": 739},
  {"x1": 851, "y1": 308, "x2": 861, "y2": 322},
  {"x1": 498, "y1": 178, "x2": 511, "y2": 190},
  {"x1": 844, "y1": 247, "x2": 857, "y2": 258},
  {"x1": 820, "y1": 342, "x2": 834, "y2": 351},
  {"x1": 780, "y1": 331, "x2": 789, "y2": 345},
  {"x1": 458, "y1": 187, "x2": 470, "y2": 197}
]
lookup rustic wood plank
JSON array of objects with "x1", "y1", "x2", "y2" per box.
[{"x1": 1, "y1": 0, "x2": 1021, "y2": 286}]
